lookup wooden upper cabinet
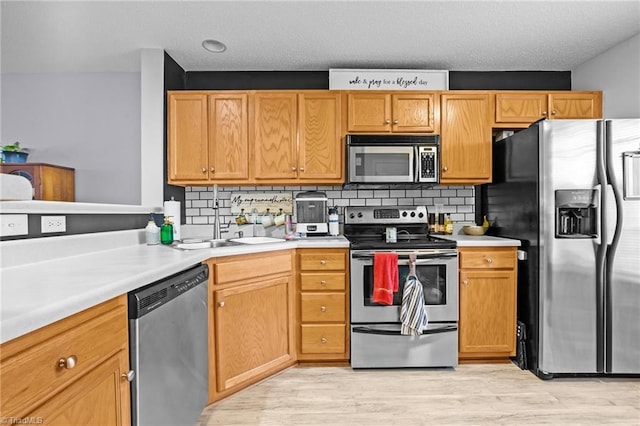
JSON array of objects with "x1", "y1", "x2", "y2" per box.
[
  {"x1": 440, "y1": 92, "x2": 492, "y2": 184},
  {"x1": 347, "y1": 92, "x2": 437, "y2": 133},
  {"x1": 298, "y1": 92, "x2": 343, "y2": 181},
  {"x1": 253, "y1": 92, "x2": 298, "y2": 180},
  {"x1": 494, "y1": 92, "x2": 548, "y2": 125},
  {"x1": 209, "y1": 93, "x2": 249, "y2": 180},
  {"x1": 168, "y1": 92, "x2": 209, "y2": 181},
  {"x1": 548, "y1": 92, "x2": 602, "y2": 119},
  {"x1": 493, "y1": 91, "x2": 603, "y2": 127}
]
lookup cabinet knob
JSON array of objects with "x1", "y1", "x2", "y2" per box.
[
  {"x1": 393, "y1": 120, "x2": 399, "y2": 124},
  {"x1": 385, "y1": 119, "x2": 391, "y2": 124},
  {"x1": 485, "y1": 257, "x2": 493, "y2": 264},
  {"x1": 299, "y1": 166, "x2": 305, "y2": 172},
  {"x1": 443, "y1": 166, "x2": 448, "y2": 172},
  {"x1": 320, "y1": 305, "x2": 327, "y2": 312},
  {"x1": 121, "y1": 370, "x2": 136, "y2": 382},
  {"x1": 218, "y1": 301, "x2": 225, "y2": 308},
  {"x1": 201, "y1": 168, "x2": 207, "y2": 173},
  {"x1": 542, "y1": 111, "x2": 548, "y2": 116},
  {"x1": 551, "y1": 110, "x2": 557, "y2": 115},
  {"x1": 210, "y1": 167, "x2": 215, "y2": 172},
  {"x1": 58, "y1": 355, "x2": 77, "y2": 369},
  {"x1": 320, "y1": 280, "x2": 327, "y2": 286},
  {"x1": 463, "y1": 280, "x2": 469, "y2": 286},
  {"x1": 291, "y1": 166, "x2": 297, "y2": 171},
  {"x1": 320, "y1": 260, "x2": 326, "y2": 265},
  {"x1": 321, "y1": 337, "x2": 328, "y2": 344}
]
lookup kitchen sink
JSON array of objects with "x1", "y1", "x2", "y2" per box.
[
  {"x1": 228, "y1": 236, "x2": 287, "y2": 244},
  {"x1": 172, "y1": 239, "x2": 243, "y2": 250}
]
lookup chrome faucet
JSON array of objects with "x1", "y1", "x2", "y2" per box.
[{"x1": 213, "y1": 184, "x2": 221, "y2": 240}]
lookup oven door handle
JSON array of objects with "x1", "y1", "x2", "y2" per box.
[
  {"x1": 351, "y1": 252, "x2": 457, "y2": 260},
  {"x1": 352, "y1": 324, "x2": 458, "y2": 336}
]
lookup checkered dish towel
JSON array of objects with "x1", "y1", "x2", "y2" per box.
[{"x1": 400, "y1": 274, "x2": 428, "y2": 336}]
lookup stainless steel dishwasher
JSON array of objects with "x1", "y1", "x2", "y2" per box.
[{"x1": 128, "y1": 263, "x2": 209, "y2": 426}]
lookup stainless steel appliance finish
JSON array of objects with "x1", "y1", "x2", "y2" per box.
[
  {"x1": 128, "y1": 264, "x2": 209, "y2": 426},
  {"x1": 294, "y1": 191, "x2": 328, "y2": 235},
  {"x1": 345, "y1": 206, "x2": 458, "y2": 369},
  {"x1": 346, "y1": 134, "x2": 439, "y2": 184},
  {"x1": 483, "y1": 119, "x2": 640, "y2": 378}
]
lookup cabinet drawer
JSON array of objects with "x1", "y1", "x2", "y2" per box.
[
  {"x1": 300, "y1": 293, "x2": 345, "y2": 322},
  {"x1": 215, "y1": 252, "x2": 292, "y2": 284},
  {"x1": 300, "y1": 272, "x2": 346, "y2": 291},
  {"x1": 300, "y1": 324, "x2": 346, "y2": 354},
  {"x1": 1, "y1": 303, "x2": 127, "y2": 415},
  {"x1": 299, "y1": 252, "x2": 346, "y2": 271},
  {"x1": 459, "y1": 248, "x2": 516, "y2": 269}
]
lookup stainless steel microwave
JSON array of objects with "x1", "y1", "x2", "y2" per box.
[{"x1": 346, "y1": 134, "x2": 439, "y2": 184}]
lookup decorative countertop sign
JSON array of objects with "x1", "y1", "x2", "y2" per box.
[
  {"x1": 230, "y1": 192, "x2": 293, "y2": 215},
  {"x1": 329, "y1": 69, "x2": 449, "y2": 90}
]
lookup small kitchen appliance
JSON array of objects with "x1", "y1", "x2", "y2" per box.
[
  {"x1": 344, "y1": 205, "x2": 459, "y2": 368},
  {"x1": 294, "y1": 191, "x2": 328, "y2": 235},
  {"x1": 346, "y1": 134, "x2": 439, "y2": 184}
]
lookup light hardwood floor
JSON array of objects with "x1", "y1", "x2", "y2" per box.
[{"x1": 198, "y1": 363, "x2": 640, "y2": 425}]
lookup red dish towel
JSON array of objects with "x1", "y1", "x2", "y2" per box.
[{"x1": 373, "y1": 252, "x2": 399, "y2": 305}]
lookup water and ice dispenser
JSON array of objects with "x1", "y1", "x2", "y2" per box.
[{"x1": 555, "y1": 190, "x2": 598, "y2": 238}]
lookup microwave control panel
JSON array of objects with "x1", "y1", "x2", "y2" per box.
[{"x1": 418, "y1": 146, "x2": 438, "y2": 183}]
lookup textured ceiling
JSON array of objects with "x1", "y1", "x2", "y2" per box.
[{"x1": 1, "y1": 1, "x2": 639, "y2": 74}]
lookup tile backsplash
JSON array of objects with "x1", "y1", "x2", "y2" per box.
[{"x1": 185, "y1": 185, "x2": 475, "y2": 229}]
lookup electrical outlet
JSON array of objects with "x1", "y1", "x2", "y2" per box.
[
  {"x1": 41, "y1": 216, "x2": 67, "y2": 233},
  {"x1": 0, "y1": 214, "x2": 29, "y2": 237}
]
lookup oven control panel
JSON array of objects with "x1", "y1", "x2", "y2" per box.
[{"x1": 345, "y1": 206, "x2": 428, "y2": 224}]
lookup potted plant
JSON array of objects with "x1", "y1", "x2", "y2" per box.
[{"x1": 0, "y1": 142, "x2": 30, "y2": 163}]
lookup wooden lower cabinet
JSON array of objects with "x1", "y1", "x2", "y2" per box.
[
  {"x1": 207, "y1": 250, "x2": 296, "y2": 403},
  {"x1": 458, "y1": 246, "x2": 517, "y2": 363},
  {"x1": 296, "y1": 248, "x2": 350, "y2": 363},
  {"x1": 0, "y1": 296, "x2": 131, "y2": 425}
]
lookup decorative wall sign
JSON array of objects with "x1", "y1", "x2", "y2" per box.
[
  {"x1": 329, "y1": 69, "x2": 449, "y2": 90},
  {"x1": 230, "y1": 192, "x2": 293, "y2": 214}
]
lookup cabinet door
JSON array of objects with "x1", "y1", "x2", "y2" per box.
[
  {"x1": 392, "y1": 93, "x2": 437, "y2": 133},
  {"x1": 494, "y1": 92, "x2": 548, "y2": 124},
  {"x1": 168, "y1": 93, "x2": 209, "y2": 181},
  {"x1": 214, "y1": 276, "x2": 291, "y2": 393},
  {"x1": 548, "y1": 92, "x2": 603, "y2": 119},
  {"x1": 347, "y1": 93, "x2": 392, "y2": 132},
  {"x1": 459, "y1": 270, "x2": 517, "y2": 356},
  {"x1": 440, "y1": 92, "x2": 492, "y2": 184},
  {"x1": 253, "y1": 93, "x2": 298, "y2": 180},
  {"x1": 27, "y1": 351, "x2": 131, "y2": 426},
  {"x1": 209, "y1": 93, "x2": 249, "y2": 180},
  {"x1": 298, "y1": 92, "x2": 343, "y2": 182}
]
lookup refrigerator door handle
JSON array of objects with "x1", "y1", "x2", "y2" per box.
[{"x1": 593, "y1": 184, "x2": 603, "y2": 247}]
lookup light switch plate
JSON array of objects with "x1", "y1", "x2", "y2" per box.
[{"x1": 0, "y1": 214, "x2": 29, "y2": 237}]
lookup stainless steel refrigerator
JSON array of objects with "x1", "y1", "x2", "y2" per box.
[{"x1": 481, "y1": 119, "x2": 640, "y2": 379}]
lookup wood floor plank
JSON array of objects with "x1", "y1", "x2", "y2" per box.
[{"x1": 198, "y1": 363, "x2": 640, "y2": 425}]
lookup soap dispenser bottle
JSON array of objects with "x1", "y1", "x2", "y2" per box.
[
  {"x1": 145, "y1": 214, "x2": 160, "y2": 245},
  {"x1": 160, "y1": 217, "x2": 174, "y2": 245}
]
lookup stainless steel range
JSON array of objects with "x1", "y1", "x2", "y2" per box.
[{"x1": 345, "y1": 206, "x2": 459, "y2": 368}]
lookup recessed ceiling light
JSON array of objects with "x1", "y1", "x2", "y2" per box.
[{"x1": 202, "y1": 39, "x2": 227, "y2": 53}]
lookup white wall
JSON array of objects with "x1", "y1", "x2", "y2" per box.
[
  {"x1": 572, "y1": 33, "x2": 640, "y2": 118},
  {"x1": 1, "y1": 72, "x2": 141, "y2": 204}
]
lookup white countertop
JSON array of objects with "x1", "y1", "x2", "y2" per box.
[
  {"x1": 437, "y1": 233, "x2": 521, "y2": 247},
  {"x1": 0, "y1": 231, "x2": 349, "y2": 344}
]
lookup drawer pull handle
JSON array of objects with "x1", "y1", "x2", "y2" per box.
[
  {"x1": 58, "y1": 355, "x2": 77, "y2": 369},
  {"x1": 320, "y1": 260, "x2": 326, "y2": 265},
  {"x1": 121, "y1": 370, "x2": 136, "y2": 382},
  {"x1": 321, "y1": 337, "x2": 328, "y2": 344},
  {"x1": 218, "y1": 301, "x2": 225, "y2": 308},
  {"x1": 320, "y1": 306, "x2": 327, "y2": 312},
  {"x1": 320, "y1": 280, "x2": 327, "y2": 286},
  {"x1": 485, "y1": 258, "x2": 493, "y2": 264}
]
